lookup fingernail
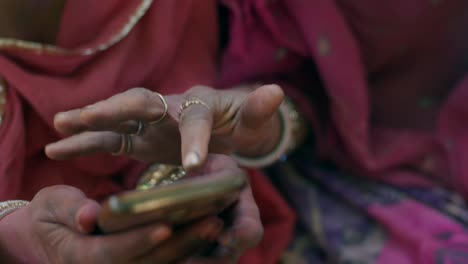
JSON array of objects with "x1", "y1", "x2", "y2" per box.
[
  {"x1": 150, "y1": 226, "x2": 171, "y2": 243},
  {"x1": 55, "y1": 112, "x2": 68, "y2": 121},
  {"x1": 184, "y1": 151, "x2": 200, "y2": 169}
]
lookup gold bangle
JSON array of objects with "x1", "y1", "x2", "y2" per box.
[
  {"x1": 232, "y1": 97, "x2": 306, "y2": 168},
  {"x1": 0, "y1": 200, "x2": 29, "y2": 221}
]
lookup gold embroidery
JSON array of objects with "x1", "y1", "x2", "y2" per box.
[
  {"x1": 137, "y1": 164, "x2": 186, "y2": 190},
  {"x1": 0, "y1": 0, "x2": 153, "y2": 56},
  {"x1": 0, "y1": 79, "x2": 6, "y2": 128}
]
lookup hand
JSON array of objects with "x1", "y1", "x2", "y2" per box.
[
  {"x1": 45, "y1": 84, "x2": 284, "y2": 169},
  {"x1": 187, "y1": 156, "x2": 264, "y2": 264},
  {"x1": 0, "y1": 185, "x2": 224, "y2": 264},
  {"x1": 186, "y1": 187, "x2": 263, "y2": 264}
]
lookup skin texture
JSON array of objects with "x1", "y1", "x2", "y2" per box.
[
  {"x1": 45, "y1": 84, "x2": 284, "y2": 170},
  {"x1": 0, "y1": 155, "x2": 262, "y2": 263},
  {"x1": 43, "y1": 85, "x2": 279, "y2": 263}
]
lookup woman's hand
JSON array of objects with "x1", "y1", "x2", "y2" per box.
[
  {"x1": 45, "y1": 84, "x2": 284, "y2": 169},
  {"x1": 0, "y1": 186, "x2": 223, "y2": 264},
  {"x1": 185, "y1": 155, "x2": 264, "y2": 264},
  {"x1": 186, "y1": 186, "x2": 263, "y2": 264},
  {"x1": 0, "y1": 155, "x2": 262, "y2": 263}
]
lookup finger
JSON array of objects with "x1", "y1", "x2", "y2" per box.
[
  {"x1": 239, "y1": 84, "x2": 284, "y2": 130},
  {"x1": 55, "y1": 107, "x2": 142, "y2": 136},
  {"x1": 178, "y1": 100, "x2": 214, "y2": 170},
  {"x1": 33, "y1": 185, "x2": 101, "y2": 234},
  {"x1": 186, "y1": 154, "x2": 240, "y2": 177},
  {"x1": 81, "y1": 223, "x2": 171, "y2": 263},
  {"x1": 138, "y1": 217, "x2": 223, "y2": 264},
  {"x1": 56, "y1": 88, "x2": 167, "y2": 133},
  {"x1": 45, "y1": 131, "x2": 121, "y2": 160},
  {"x1": 54, "y1": 109, "x2": 89, "y2": 135},
  {"x1": 219, "y1": 187, "x2": 263, "y2": 251}
]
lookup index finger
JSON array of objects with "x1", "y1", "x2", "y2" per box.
[{"x1": 178, "y1": 98, "x2": 214, "y2": 170}]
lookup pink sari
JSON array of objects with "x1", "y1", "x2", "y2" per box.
[
  {"x1": 219, "y1": 0, "x2": 468, "y2": 263},
  {"x1": 0, "y1": 1, "x2": 293, "y2": 263}
]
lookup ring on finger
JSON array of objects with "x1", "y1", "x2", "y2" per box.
[
  {"x1": 111, "y1": 134, "x2": 133, "y2": 156},
  {"x1": 131, "y1": 120, "x2": 145, "y2": 136},
  {"x1": 149, "y1": 92, "x2": 168, "y2": 125},
  {"x1": 178, "y1": 98, "x2": 210, "y2": 118}
]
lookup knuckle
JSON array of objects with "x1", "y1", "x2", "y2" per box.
[
  {"x1": 128, "y1": 88, "x2": 153, "y2": 108},
  {"x1": 128, "y1": 87, "x2": 149, "y2": 95},
  {"x1": 34, "y1": 186, "x2": 83, "y2": 203},
  {"x1": 32, "y1": 185, "x2": 86, "y2": 221},
  {"x1": 97, "y1": 133, "x2": 116, "y2": 152},
  {"x1": 186, "y1": 85, "x2": 212, "y2": 95},
  {"x1": 179, "y1": 109, "x2": 212, "y2": 126}
]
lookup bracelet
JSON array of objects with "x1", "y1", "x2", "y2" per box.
[
  {"x1": 232, "y1": 97, "x2": 306, "y2": 168},
  {"x1": 0, "y1": 200, "x2": 29, "y2": 221}
]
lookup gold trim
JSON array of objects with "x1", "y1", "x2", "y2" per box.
[
  {"x1": 0, "y1": 0, "x2": 153, "y2": 56},
  {"x1": 0, "y1": 79, "x2": 6, "y2": 128}
]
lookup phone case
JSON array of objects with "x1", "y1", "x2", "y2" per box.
[{"x1": 97, "y1": 171, "x2": 246, "y2": 233}]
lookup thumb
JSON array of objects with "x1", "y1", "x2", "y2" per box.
[
  {"x1": 35, "y1": 186, "x2": 101, "y2": 234},
  {"x1": 239, "y1": 84, "x2": 284, "y2": 129}
]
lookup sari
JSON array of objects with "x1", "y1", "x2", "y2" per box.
[
  {"x1": 0, "y1": 1, "x2": 293, "y2": 263},
  {"x1": 219, "y1": 0, "x2": 468, "y2": 263}
]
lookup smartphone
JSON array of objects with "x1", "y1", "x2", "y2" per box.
[{"x1": 97, "y1": 171, "x2": 247, "y2": 233}]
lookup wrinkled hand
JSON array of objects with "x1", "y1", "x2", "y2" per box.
[
  {"x1": 185, "y1": 187, "x2": 263, "y2": 264},
  {"x1": 0, "y1": 185, "x2": 224, "y2": 264},
  {"x1": 186, "y1": 155, "x2": 264, "y2": 264},
  {"x1": 45, "y1": 85, "x2": 284, "y2": 169}
]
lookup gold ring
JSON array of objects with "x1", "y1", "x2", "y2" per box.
[
  {"x1": 149, "y1": 93, "x2": 168, "y2": 125},
  {"x1": 111, "y1": 134, "x2": 133, "y2": 156},
  {"x1": 178, "y1": 98, "x2": 210, "y2": 117}
]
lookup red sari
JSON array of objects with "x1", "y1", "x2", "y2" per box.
[{"x1": 0, "y1": 1, "x2": 294, "y2": 263}]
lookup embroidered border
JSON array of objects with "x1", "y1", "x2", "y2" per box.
[{"x1": 0, "y1": 0, "x2": 153, "y2": 56}]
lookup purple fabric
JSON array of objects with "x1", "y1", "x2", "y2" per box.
[{"x1": 218, "y1": 0, "x2": 468, "y2": 262}]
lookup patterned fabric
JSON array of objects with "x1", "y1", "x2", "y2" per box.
[{"x1": 267, "y1": 143, "x2": 468, "y2": 264}]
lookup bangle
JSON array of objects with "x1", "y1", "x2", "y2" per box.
[
  {"x1": 232, "y1": 97, "x2": 306, "y2": 168},
  {"x1": 0, "y1": 200, "x2": 29, "y2": 221}
]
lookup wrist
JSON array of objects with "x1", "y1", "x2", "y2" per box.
[
  {"x1": 0, "y1": 204, "x2": 44, "y2": 264},
  {"x1": 0, "y1": 206, "x2": 27, "y2": 263},
  {"x1": 234, "y1": 112, "x2": 283, "y2": 158},
  {"x1": 233, "y1": 97, "x2": 306, "y2": 168}
]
